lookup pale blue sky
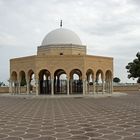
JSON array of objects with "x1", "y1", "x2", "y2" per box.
[{"x1": 0, "y1": 0, "x2": 140, "y2": 84}]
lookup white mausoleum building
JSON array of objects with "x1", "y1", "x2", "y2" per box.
[{"x1": 10, "y1": 25, "x2": 113, "y2": 95}]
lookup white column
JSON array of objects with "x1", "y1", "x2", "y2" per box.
[
  {"x1": 93, "y1": 80, "x2": 95, "y2": 94},
  {"x1": 26, "y1": 80, "x2": 30, "y2": 94},
  {"x1": 108, "y1": 81, "x2": 110, "y2": 93},
  {"x1": 105, "y1": 81, "x2": 107, "y2": 93},
  {"x1": 110, "y1": 80, "x2": 113, "y2": 94},
  {"x1": 67, "y1": 79, "x2": 69, "y2": 95},
  {"x1": 102, "y1": 80, "x2": 105, "y2": 94},
  {"x1": 108, "y1": 81, "x2": 110, "y2": 94},
  {"x1": 36, "y1": 79, "x2": 39, "y2": 95},
  {"x1": 83, "y1": 79, "x2": 85, "y2": 95},
  {"x1": 70, "y1": 80, "x2": 72, "y2": 94},
  {"x1": 13, "y1": 82, "x2": 15, "y2": 94},
  {"x1": 18, "y1": 81, "x2": 21, "y2": 94},
  {"x1": 85, "y1": 80, "x2": 87, "y2": 95},
  {"x1": 9, "y1": 80, "x2": 12, "y2": 94},
  {"x1": 51, "y1": 79, "x2": 54, "y2": 95},
  {"x1": 96, "y1": 82, "x2": 98, "y2": 94},
  {"x1": 109, "y1": 81, "x2": 111, "y2": 94},
  {"x1": 13, "y1": 81, "x2": 18, "y2": 94},
  {"x1": 87, "y1": 82, "x2": 89, "y2": 94},
  {"x1": 107, "y1": 82, "x2": 109, "y2": 93},
  {"x1": 107, "y1": 81, "x2": 109, "y2": 93},
  {"x1": 11, "y1": 81, "x2": 13, "y2": 94}
]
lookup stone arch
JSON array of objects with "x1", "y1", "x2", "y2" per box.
[
  {"x1": 70, "y1": 69, "x2": 83, "y2": 94},
  {"x1": 96, "y1": 69, "x2": 104, "y2": 82},
  {"x1": 95, "y1": 69, "x2": 104, "y2": 93},
  {"x1": 105, "y1": 70, "x2": 112, "y2": 93},
  {"x1": 54, "y1": 69, "x2": 67, "y2": 94},
  {"x1": 11, "y1": 71, "x2": 17, "y2": 81},
  {"x1": 27, "y1": 69, "x2": 35, "y2": 94},
  {"x1": 105, "y1": 70, "x2": 112, "y2": 80},
  {"x1": 18, "y1": 70, "x2": 26, "y2": 94},
  {"x1": 86, "y1": 69, "x2": 94, "y2": 94},
  {"x1": 19, "y1": 71, "x2": 26, "y2": 86},
  {"x1": 70, "y1": 69, "x2": 82, "y2": 80},
  {"x1": 39, "y1": 69, "x2": 51, "y2": 95},
  {"x1": 28, "y1": 69, "x2": 34, "y2": 79},
  {"x1": 11, "y1": 71, "x2": 18, "y2": 94},
  {"x1": 86, "y1": 69, "x2": 94, "y2": 83}
]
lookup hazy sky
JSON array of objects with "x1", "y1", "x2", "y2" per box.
[{"x1": 0, "y1": 0, "x2": 140, "y2": 84}]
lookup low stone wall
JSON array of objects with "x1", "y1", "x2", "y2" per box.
[
  {"x1": 88, "y1": 84, "x2": 139, "y2": 92},
  {"x1": 0, "y1": 86, "x2": 36, "y2": 94},
  {"x1": 0, "y1": 84, "x2": 139, "y2": 94},
  {"x1": 0, "y1": 87, "x2": 9, "y2": 93},
  {"x1": 113, "y1": 84, "x2": 139, "y2": 92}
]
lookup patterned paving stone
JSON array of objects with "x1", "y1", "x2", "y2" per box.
[
  {"x1": 26, "y1": 128, "x2": 41, "y2": 133},
  {"x1": 67, "y1": 135, "x2": 90, "y2": 140},
  {"x1": 0, "y1": 128, "x2": 13, "y2": 133},
  {"x1": 0, "y1": 136, "x2": 22, "y2": 140},
  {"x1": 108, "y1": 126, "x2": 125, "y2": 131},
  {"x1": 13, "y1": 126, "x2": 28, "y2": 131},
  {"x1": 68, "y1": 130, "x2": 85, "y2": 135},
  {"x1": 37, "y1": 130, "x2": 56, "y2": 136},
  {"x1": 52, "y1": 132, "x2": 71, "y2": 139},
  {"x1": 115, "y1": 131, "x2": 133, "y2": 137},
  {"x1": 85, "y1": 131, "x2": 103, "y2": 137},
  {"x1": 80, "y1": 127, "x2": 98, "y2": 132},
  {"x1": 133, "y1": 132, "x2": 140, "y2": 138},
  {"x1": 123, "y1": 137, "x2": 140, "y2": 140},
  {"x1": 90, "y1": 138, "x2": 107, "y2": 140},
  {"x1": 97, "y1": 128, "x2": 114, "y2": 134},
  {"x1": 41, "y1": 126, "x2": 55, "y2": 131},
  {"x1": 101, "y1": 134, "x2": 122, "y2": 140},
  {"x1": 0, "y1": 133, "x2": 8, "y2": 139},
  {"x1": 33, "y1": 136, "x2": 56, "y2": 140},
  {"x1": 0, "y1": 91, "x2": 139, "y2": 140},
  {"x1": 7, "y1": 131, "x2": 25, "y2": 136},
  {"x1": 20, "y1": 133, "x2": 40, "y2": 139},
  {"x1": 66, "y1": 125, "x2": 82, "y2": 130},
  {"x1": 125, "y1": 127, "x2": 140, "y2": 133},
  {"x1": 54, "y1": 128, "x2": 69, "y2": 133},
  {"x1": 93, "y1": 125, "x2": 108, "y2": 129}
]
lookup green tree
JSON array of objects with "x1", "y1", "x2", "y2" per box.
[
  {"x1": 20, "y1": 77, "x2": 26, "y2": 86},
  {"x1": 113, "y1": 77, "x2": 121, "y2": 83},
  {"x1": 126, "y1": 52, "x2": 140, "y2": 83}
]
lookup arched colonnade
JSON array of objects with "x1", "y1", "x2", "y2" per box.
[{"x1": 10, "y1": 68, "x2": 113, "y2": 95}]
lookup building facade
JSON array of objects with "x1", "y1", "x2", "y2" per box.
[{"x1": 10, "y1": 27, "x2": 113, "y2": 95}]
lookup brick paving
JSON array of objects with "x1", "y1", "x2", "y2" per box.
[{"x1": 0, "y1": 92, "x2": 139, "y2": 140}]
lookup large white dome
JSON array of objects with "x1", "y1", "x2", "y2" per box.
[{"x1": 41, "y1": 28, "x2": 82, "y2": 46}]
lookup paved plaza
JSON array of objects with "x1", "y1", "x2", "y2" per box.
[{"x1": 0, "y1": 92, "x2": 139, "y2": 140}]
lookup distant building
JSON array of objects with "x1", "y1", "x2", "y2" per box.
[{"x1": 10, "y1": 26, "x2": 113, "y2": 95}]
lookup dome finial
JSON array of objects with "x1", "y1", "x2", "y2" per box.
[{"x1": 60, "y1": 20, "x2": 62, "y2": 28}]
